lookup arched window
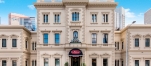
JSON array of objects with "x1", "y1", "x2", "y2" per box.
[{"x1": 73, "y1": 31, "x2": 78, "y2": 38}]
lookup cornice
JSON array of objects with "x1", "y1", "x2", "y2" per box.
[
  {"x1": 87, "y1": 2, "x2": 117, "y2": 8},
  {"x1": 34, "y1": 3, "x2": 64, "y2": 8},
  {"x1": 0, "y1": 25, "x2": 31, "y2": 34}
]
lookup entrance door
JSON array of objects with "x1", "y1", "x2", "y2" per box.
[{"x1": 71, "y1": 57, "x2": 80, "y2": 66}]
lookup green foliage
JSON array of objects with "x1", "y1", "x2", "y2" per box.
[
  {"x1": 81, "y1": 63, "x2": 86, "y2": 66},
  {"x1": 64, "y1": 62, "x2": 68, "y2": 66}
]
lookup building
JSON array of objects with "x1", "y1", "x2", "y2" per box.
[
  {"x1": 144, "y1": 8, "x2": 151, "y2": 24},
  {"x1": 0, "y1": 0, "x2": 151, "y2": 66},
  {"x1": 9, "y1": 13, "x2": 36, "y2": 31},
  {"x1": 115, "y1": 7, "x2": 125, "y2": 30}
]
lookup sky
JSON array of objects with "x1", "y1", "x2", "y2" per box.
[{"x1": 0, "y1": 0, "x2": 151, "y2": 26}]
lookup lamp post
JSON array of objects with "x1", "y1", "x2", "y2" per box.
[{"x1": 126, "y1": 21, "x2": 136, "y2": 66}]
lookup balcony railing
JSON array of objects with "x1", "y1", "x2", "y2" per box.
[{"x1": 37, "y1": 44, "x2": 114, "y2": 48}]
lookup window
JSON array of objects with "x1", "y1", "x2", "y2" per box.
[
  {"x1": 103, "y1": 59, "x2": 108, "y2": 66},
  {"x1": 2, "y1": 39, "x2": 6, "y2": 47},
  {"x1": 2, "y1": 60, "x2": 6, "y2": 66},
  {"x1": 73, "y1": 31, "x2": 78, "y2": 39},
  {"x1": 135, "y1": 60, "x2": 139, "y2": 66},
  {"x1": 103, "y1": 14, "x2": 108, "y2": 23},
  {"x1": 43, "y1": 33, "x2": 48, "y2": 44},
  {"x1": 145, "y1": 60, "x2": 150, "y2": 66},
  {"x1": 43, "y1": 14, "x2": 48, "y2": 23},
  {"x1": 12, "y1": 39, "x2": 17, "y2": 47},
  {"x1": 72, "y1": 12, "x2": 79, "y2": 21},
  {"x1": 55, "y1": 14, "x2": 60, "y2": 23},
  {"x1": 32, "y1": 60, "x2": 34, "y2": 66},
  {"x1": 92, "y1": 59, "x2": 96, "y2": 66},
  {"x1": 92, "y1": 14, "x2": 97, "y2": 22},
  {"x1": 25, "y1": 41, "x2": 28, "y2": 49},
  {"x1": 121, "y1": 61, "x2": 123, "y2": 66},
  {"x1": 32, "y1": 42, "x2": 34, "y2": 50},
  {"x1": 135, "y1": 38, "x2": 139, "y2": 47},
  {"x1": 145, "y1": 38, "x2": 150, "y2": 47},
  {"x1": 122, "y1": 42, "x2": 123, "y2": 49},
  {"x1": 12, "y1": 60, "x2": 17, "y2": 66},
  {"x1": 35, "y1": 42, "x2": 36, "y2": 50},
  {"x1": 103, "y1": 34, "x2": 108, "y2": 43},
  {"x1": 44, "y1": 58, "x2": 49, "y2": 66},
  {"x1": 92, "y1": 33, "x2": 97, "y2": 44},
  {"x1": 35, "y1": 60, "x2": 37, "y2": 66},
  {"x1": 25, "y1": 60, "x2": 28, "y2": 66},
  {"x1": 117, "y1": 42, "x2": 119, "y2": 50},
  {"x1": 55, "y1": 33, "x2": 60, "y2": 44},
  {"x1": 55, "y1": 59, "x2": 60, "y2": 66}
]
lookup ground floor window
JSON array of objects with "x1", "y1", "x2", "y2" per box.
[
  {"x1": 12, "y1": 60, "x2": 17, "y2": 66},
  {"x1": 44, "y1": 58, "x2": 49, "y2": 66},
  {"x1": 2, "y1": 60, "x2": 6, "y2": 66},
  {"x1": 55, "y1": 59, "x2": 60, "y2": 66},
  {"x1": 135, "y1": 60, "x2": 139, "y2": 66},
  {"x1": 103, "y1": 59, "x2": 108, "y2": 66},
  {"x1": 145, "y1": 60, "x2": 150, "y2": 66},
  {"x1": 92, "y1": 59, "x2": 96, "y2": 66}
]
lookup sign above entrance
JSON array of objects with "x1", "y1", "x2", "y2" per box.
[{"x1": 69, "y1": 48, "x2": 83, "y2": 57}]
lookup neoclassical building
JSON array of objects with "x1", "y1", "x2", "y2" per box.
[{"x1": 0, "y1": 0, "x2": 151, "y2": 66}]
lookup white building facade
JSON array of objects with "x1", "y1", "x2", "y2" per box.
[
  {"x1": 0, "y1": 0, "x2": 151, "y2": 66},
  {"x1": 144, "y1": 8, "x2": 151, "y2": 24},
  {"x1": 115, "y1": 7, "x2": 125, "y2": 30}
]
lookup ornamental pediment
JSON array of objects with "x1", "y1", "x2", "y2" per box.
[
  {"x1": 143, "y1": 34, "x2": 151, "y2": 38},
  {"x1": 0, "y1": 34, "x2": 9, "y2": 38},
  {"x1": 10, "y1": 34, "x2": 19, "y2": 38},
  {"x1": 132, "y1": 34, "x2": 142, "y2": 38}
]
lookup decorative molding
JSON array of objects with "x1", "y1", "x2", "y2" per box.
[
  {"x1": 41, "y1": 53, "x2": 51, "y2": 58},
  {"x1": 89, "y1": 30, "x2": 99, "y2": 33},
  {"x1": 41, "y1": 30, "x2": 51, "y2": 33},
  {"x1": 70, "y1": 9, "x2": 81, "y2": 12},
  {"x1": 0, "y1": 57, "x2": 9, "y2": 60},
  {"x1": 0, "y1": 34, "x2": 9, "y2": 38},
  {"x1": 52, "y1": 30, "x2": 62, "y2": 33},
  {"x1": 90, "y1": 12, "x2": 98, "y2": 14},
  {"x1": 53, "y1": 12, "x2": 61, "y2": 14},
  {"x1": 52, "y1": 53, "x2": 62, "y2": 58},
  {"x1": 100, "y1": 30, "x2": 111, "y2": 33},
  {"x1": 132, "y1": 34, "x2": 142, "y2": 38},
  {"x1": 143, "y1": 34, "x2": 151, "y2": 38},
  {"x1": 101, "y1": 53, "x2": 110, "y2": 58},
  {"x1": 10, "y1": 34, "x2": 19, "y2": 38},
  {"x1": 89, "y1": 53, "x2": 99, "y2": 58},
  {"x1": 42, "y1": 12, "x2": 50, "y2": 14},
  {"x1": 10, "y1": 57, "x2": 19, "y2": 60}
]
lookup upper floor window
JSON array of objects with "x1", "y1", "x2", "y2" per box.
[
  {"x1": 145, "y1": 38, "x2": 150, "y2": 47},
  {"x1": 2, "y1": 39, "x2": 6, "y2": 47},
  {"x1": 135, "y1": 38, "x2": 139, "y2": 47},
  {"x1": 72, "y1": 12, "x2": 79, "y2": 21},
  {"x1": 103, "y1": 14, "x2": 108, "y2": 23},
  {"x1": 92, "y1": 33, "x2": 97, "y2": 44},
  {"x1": 43, "y1": 14, "x2": 48, "y2": 23},
  {"x1": 25, "y1": 60, "x2": 28, "y2": 66},
  {"x1": 2, "y1": 60, "x2": 6, "y2": 66},
  {"x1": 32, "y1": 42, "x2": 36, "y2": 50},
  {"x1": 73, "y1": 31, "x2": 78, "y2": 39},
  {"x1": 32, "y1": 60, "x2": 37, "y2": 66},
  {"x1": 25, "y1": 41, "x2": 28, "y2": 49},
  {"x1": 55, "y1": 59, "x2": 60, "y2": 66},
  {"x1": 44, "y1": 58, "x2": 49, "y2": 66},
  {"x1": 12, "y1": 39, "x2": 17, "y2": 47},
  {"x1": 145, "y1": 60, "x2": 150, "y2": 66},
  {"x1": 103, "y1": 59, "x2": 108, "y2": 66},
  {"x1": 92, "y1": 14, "x2": 97, "y2": 22},
  {"x1": 122, "y1": 42, "x2": 124, "y2": 49},
  {"x1": 103, "y1": 34, "x2": 108, "y2": 43},
  {"x1": 92, "y1": 59, "x2": 96, "y2": 66},
  {"x1": 54, "y1": 14, "x2": 60, "y2": 23},
  {"x1": 12, "y1": 60, "x2": 17, "y2": 66},
  {"x1": 55, "y1": 33, "x2": 60, "y2": 44},
  {"x1": 135, "y1": 60, "x2": 139, "y2": 66},
  {"x1": 43, "y1": 33, "x2": 48, "y2": 44}
]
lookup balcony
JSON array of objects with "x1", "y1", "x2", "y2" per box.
[{"x1": 37, "y1": 44, "x2": 114, "y2": 49}]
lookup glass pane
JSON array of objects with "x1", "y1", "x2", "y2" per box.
[
  {"x1": 44, "y1": 58, "x2": 49, "y2": 66},
  {"x1": 145, "y1": 60, "x2": 150, "y2": 66},
  {"x1": 43, "y1": 34, "x2": 48, "y2": 44},
  {"x1": 92, "y1": 59, "x2": 96, "y2": 66},
  {"x1": 55, "y1": 59, "x2": 60, "y2": 66},
  {"x1": 103, "y1": 59, "x2": 108, "y2": 66},
  {"x1": 2, "y1": 60, "x2": 6, "y2": 66},
  {"x1": 135, "y1": 60, "x2": 139, "y2": 66}
]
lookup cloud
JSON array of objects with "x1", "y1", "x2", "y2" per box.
[
  {"x1": 124, "y1": 8, "x2": 144, "y2": 26},
  {"x1": 28, "y1": 5, "x2": 35, "y2": 10},
  {"x1": 0, "y1": 0, "x2": 5, "y2": 3},
  {"x1": 125, "y1": 8, "x2": 136, "y2": 18}
]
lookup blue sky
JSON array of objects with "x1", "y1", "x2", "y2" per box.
[{"x1": 0, "y1": 0, "x2": 151, "y2": 26}]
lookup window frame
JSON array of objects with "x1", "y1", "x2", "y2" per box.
[
  {"x1": 135, "y1": 38, "x2": 139, "y2": 47},
  {"x1": 103, "y1": 58, "x2": 108, "y2": 66},
  {"x1": 2, "y1": 60, "x2": 7, "y2": 66},
  {"x1": 43, "y1": 33, "x2": 49, "y2": 44},
  {"x1": 145, "y1": 60, "x2": 150, "y2": 66},
  {"x1": 103, "y1": 33, "x2": 108, "y2": 44},
  {"x1": 2, "y1": 39, "x2": 7, "y2": 47},
  {"x1": 12, "y1": 39, "x2": 17, "y2": 47},
  {"x1": 92, "y1": 58, "x2": 97, "y2": 66},
  {"x1": 12, "y1": 60, "x2": 17, "y2": 66},
  {"x1": 55, "y1": 33, "x2": 60, "y2": 44},
  {"x1": 92, "y1": 33, "x2": 97, "y2": 44},
  {"x1": 55, "y1": 58, "x2": 60, "y2": 66},
  {"x1": 145, "y1": 38, "x2": 150, "y2": 47},
  {"x1": 135, "y1": 60, "x2": 139, "y2": 66},
  {"x1": 72, "y1": 12, "x2": 79, "y2": 21}
]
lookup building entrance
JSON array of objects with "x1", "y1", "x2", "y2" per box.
[{"x1": 71, "y1": 57, "x2": 80, "y2": 66}]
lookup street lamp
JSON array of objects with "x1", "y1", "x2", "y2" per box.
[{"x1": 126, "y1": 21, "x2": 136, "y2": 66}]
